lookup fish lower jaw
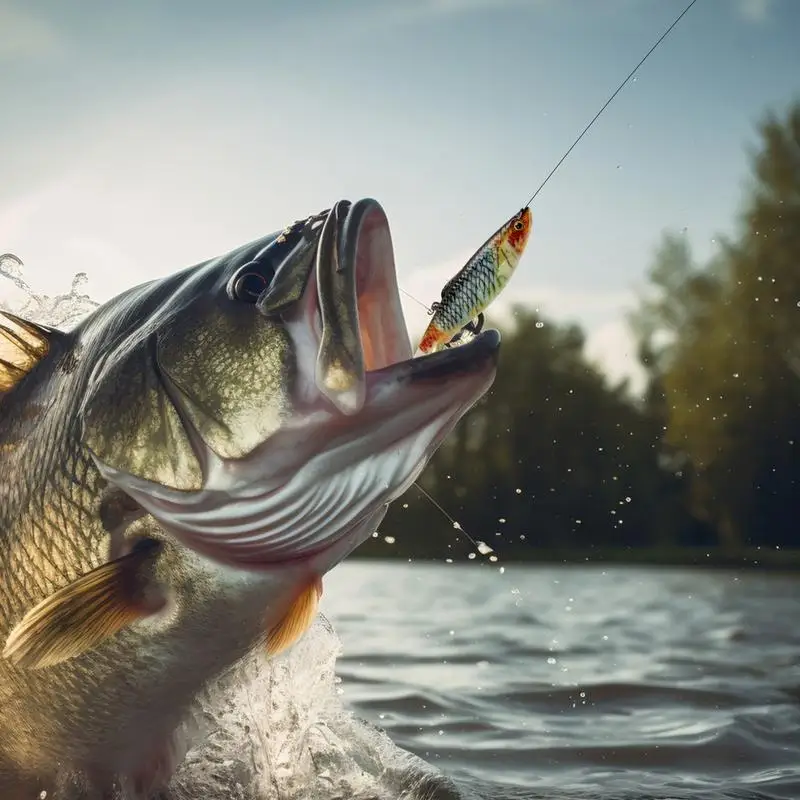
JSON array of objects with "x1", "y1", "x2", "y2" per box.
[
  {"x1": 115, "y1": 416, "x2": 445, "y2": 571},
  {"x1": 94, "y1": 329, "x2": 498, "y2": 572}
]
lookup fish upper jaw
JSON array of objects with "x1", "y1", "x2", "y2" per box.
[
  {"x1": 94, "y1": 199, "x2": 500, "y2": 573},
  {"x1": 273, "y1": 198, "x2": 415, "y2": 417}
]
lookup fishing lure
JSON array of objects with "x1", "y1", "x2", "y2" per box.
[
  {"x1": 415, "y1": 206, "x2": 532, "y2": 355},
  {"x1": 413, "y1": 0, "x2": 698, "y2": 356}
]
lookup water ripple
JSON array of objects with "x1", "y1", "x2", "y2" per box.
[{"x1": 321, "y1": 563, "x2": 800, "y2": 799}]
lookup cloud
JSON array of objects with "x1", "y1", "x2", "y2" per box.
[
  {"x1": 348, "y1": 0, "x2": 549, "y2": 31},
  {"x1": 406, "y1": 0, "x2": 543, "y2": 16},
  {"x1": 0, "y1": 172, "x2": 154, "y2": 303},
  {"x1": 0, "y1": 4, "x2": 65, "y2": 61},
  {"x1": 735, "y1": 0, "x2": 772, "y2": 23}
]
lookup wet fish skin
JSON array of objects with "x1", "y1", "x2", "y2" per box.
[{"x1": 0, "y1": 199, "x2": 500, "y2": 796}]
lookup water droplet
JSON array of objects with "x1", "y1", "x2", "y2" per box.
[
  {"x1": 476, "y1": 541, "x2": 494, "y2": 555},
  {"x1": 467, "y1": 552, "x2": 476, "y2": 560},
  {"x1": 383, "y1": 535, "x2": 396, "y2": 544},
  {"x1": 535, "y1": 321, "x2": 544, "y2": 329},
  {"x1": 547, "y1": 656, "x2": 557, "y2": 665},
  {"x1": 515, "y1": 488, "x2": 522, "y2": 494}
]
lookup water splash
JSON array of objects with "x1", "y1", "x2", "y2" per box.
[
  {"x1": 0, "y1": 253, "x2": 99, "y2": 329},
  {"x1": 170, "y1": 618, "x2": 462, "y2": 800},
  {"x1": 0, "y1": 257, "x2": 460, "y2": 800}
]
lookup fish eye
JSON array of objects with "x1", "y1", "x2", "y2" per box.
[
  {"x1": 513, "y1": 220, "x2": 525, "y2": 231},
  {"x1": 228, "y1": 262, "x2": 274, "y2": 304}
]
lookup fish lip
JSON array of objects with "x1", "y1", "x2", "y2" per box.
[
  {"x1": 406, "y1": 328, "x2": 501, "y2": 381},
  {"x1": 265, "y1": 197, "x2": 502, "y2": 408},
  {"x1": 261, "y1": 198, "x2": 414, "y2": 416}
]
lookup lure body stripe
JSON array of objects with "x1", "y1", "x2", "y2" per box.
[{"x1": 416, "y1": 207, "x2": 532, "y2": 354}]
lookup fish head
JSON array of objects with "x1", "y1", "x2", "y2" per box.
[
  {"x1": 505, "y1": 206, "x2": 533, "y2": 254},
  {"x1": 80, "y1": 199, "x2": 500, "y2": 577}
]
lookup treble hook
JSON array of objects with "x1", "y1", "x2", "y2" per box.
[{"x1": 446, "y1": 312, "x2": 485, "y2": 348}]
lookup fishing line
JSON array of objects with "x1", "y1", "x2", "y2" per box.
[
  {"x1": 400, "y1": 286, "x2": 431, "y2": 313},
  {"x1": 413, "y1": 482, "x2": 495, "y2": 558},
  {"x1": 403, "y1": 1, "x2": 699, "y2": 559},
  {"x1": 524, "y1": 0, "x2": 699, "y2": 208},
  {"x1": 399, "y1": 1, "x2": 699, "y2": 317}
]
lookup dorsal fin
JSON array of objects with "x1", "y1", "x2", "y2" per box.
[{"x1": 0, "y1": 311, "x2": 61, "y2": 395}]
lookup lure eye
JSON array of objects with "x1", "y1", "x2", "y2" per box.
[
  {"x1": 513, "y1": 220, "x2": 525, "y2": 232},
  {"x1": 227, "y1": 262, "x2": 274, "y2": 304}
]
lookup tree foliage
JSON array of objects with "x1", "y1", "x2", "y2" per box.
[
  {"x1": 359, "y1": 101, "x2": 800, "y2": 560},
  {"x1": 646, "y1": 103, "x2": 800, "y2": 548}
]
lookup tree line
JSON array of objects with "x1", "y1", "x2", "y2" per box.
[{"x1": 361, "y1": 101, "x2": 800, "y2": 562}]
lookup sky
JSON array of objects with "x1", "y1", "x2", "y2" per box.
[{"x1": 1, "y1": 0, "x2": 798, "y2": 391}]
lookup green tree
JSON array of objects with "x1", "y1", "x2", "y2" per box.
[
  {"x1": 635, "y1": 102, "x2": 800, "y2": 549},
  {"x1": 371, "y1": 309, "x2": 670, "y2": 559}
]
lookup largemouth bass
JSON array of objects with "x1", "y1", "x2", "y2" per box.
[{"x1": 0, "y1": 199, "x2": 499, "y2": 798}]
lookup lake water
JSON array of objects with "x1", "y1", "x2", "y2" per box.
[
  {"x1": 25, "y1": 561, "x2": 800, "y2": 800},
  {"x1": 311, "y1": 561, "x2": 800, "y2": 800}
]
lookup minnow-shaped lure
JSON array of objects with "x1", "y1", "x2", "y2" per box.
[{"x1": 416, "y1": 206, "x2": 533, "y2": 355}]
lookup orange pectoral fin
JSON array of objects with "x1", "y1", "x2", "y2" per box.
[
  {"x1": 265, "y1": 577, "x2": 323, "y2": 657},
  {"x1": 2, "y1": 538, "x2": 164, "y2": 670}
]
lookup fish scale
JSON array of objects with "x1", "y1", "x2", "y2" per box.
[
  {"x1": 0, "y1": 197, "x2": 498, "y2": 795},
  {"x1": 416, "y1": 207, "x2": 532, "y2": 354},
  {"x1": 439, "y1": 249, "x2": 497, "y2": 328}
]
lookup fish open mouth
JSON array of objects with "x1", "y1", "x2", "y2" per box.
[
  {"x1": 268, "y1": 198, "x2": 499, "y2": 417},
  {"x1": 248, "y1": 197, "x2": 500, "y2": 489},
  {"x1": 245, "y1": 198, "x2": 501, "y2": 566},
  {"x1": 92, "y1": 199, "x2": 500, "y2": 572}
]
